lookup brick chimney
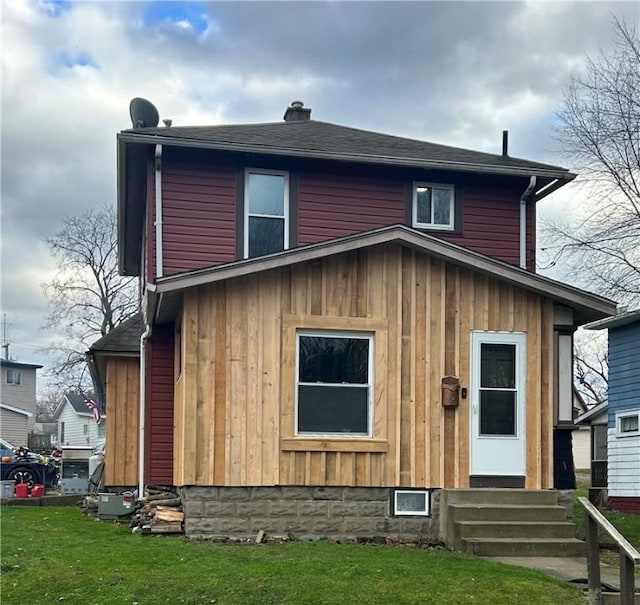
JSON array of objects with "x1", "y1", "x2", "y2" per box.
[{"x1": 283, "y1": 100, "x2": 311, "y2": 122}]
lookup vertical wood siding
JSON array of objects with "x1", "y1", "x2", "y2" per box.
[
  {"x1": 146, "y1": 326, "x2": 174, "y2": 485},
  {"x1": 174, "y1": 243, "x2": 554, "y2": 489},
  {"x1": 104, "y1": 357, "x2": 139, "y2": 487}
]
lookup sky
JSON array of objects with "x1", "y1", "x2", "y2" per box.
[{"x1": 1, "y1": 0, "x2": 638, "y2": 393}]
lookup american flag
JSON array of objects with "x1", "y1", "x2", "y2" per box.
[{"x1": 83, "y1": 394, "x2": 101, "y2": 424}]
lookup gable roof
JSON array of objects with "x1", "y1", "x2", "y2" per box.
[
  {"x1": 54, "y1": 393, "x2": 100, "y2": 419},
  {"x1": 575, "y1": 401, "x2": 608, "y2": 425},
  {"x1": 152, "y1": 224, "x2": 616, "y2": 326}
]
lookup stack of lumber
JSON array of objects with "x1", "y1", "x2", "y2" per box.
[{"x1": 130, "y1": 486, "x2": 184, "y2": 534}]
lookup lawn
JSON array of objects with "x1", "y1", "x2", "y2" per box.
[
  {"x1": 573, "y1": 478, "x2": 640, "y2": 548},
  {"x1": 1, "y1": 506, "x2": 586, "y2": 605}
]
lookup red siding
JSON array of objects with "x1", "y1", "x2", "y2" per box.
[
  {"x1": 608, "y1": 497, "x2": 640, "y2": 514},
  {"x1": 146, "y1": 325, "x2": 174, "y2": 485},
  {"x1": 161, "y1": 160, "x2": 236, "y2": 276},
  {"x1": 298, "y1": 172, "x2": 406, "y2": 244},
  {"x1": 440, "y1": 186, "x2": 523, "y2": 267}
]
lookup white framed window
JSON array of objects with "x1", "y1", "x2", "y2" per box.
[
  {"x1": 244, "y1": 169, "x2": 289, "y2": 259},
  {"x1": 393, "y1": 489, "x2": 431, "y2": 516},
  {"x1": 412, "y1": 182, "x2": 455, "y2": 230},
  {"x1": 617, "y1": 411, "x2": 640, "y2": 437},
  {"x1": 5, "y1": 368, "x2": 21, "y2": 385},
  {"x1": 295, "y1": 330, "x2": 373, "y2": 436}
]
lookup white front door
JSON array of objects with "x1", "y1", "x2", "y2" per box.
[{"x1": 470, "y1": 331, "x2": 526, "y2": 477}]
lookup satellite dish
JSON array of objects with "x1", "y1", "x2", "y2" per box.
[{"x1": 129, "y1": 98, "x2": 160, "y2": 128}]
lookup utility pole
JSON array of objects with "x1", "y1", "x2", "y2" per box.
[{"x1": 2, "y1": 313, "x2": 10, "y2": 360}]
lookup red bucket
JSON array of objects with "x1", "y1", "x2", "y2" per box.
[
  {"x1": 31, "y1": 484, "x2": 45, "y2": 498},
  {"x1": 15, "y1": 483, "x2": 28, "y2": 498}
]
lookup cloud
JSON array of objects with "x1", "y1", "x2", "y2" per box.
[{"x1": 1, "y1": 0, "x2": 637, "y2": 389}]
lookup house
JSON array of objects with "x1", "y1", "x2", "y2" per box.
[
  {"x1": 92, "y1": 100, "x2": 618, "y2": 546},
  {"x1": 576, "y1": 401, "x2": 609, "y2": 491},
  {"x1": 571, "y1": 387, "x2": 591, "y2": 471},
  {"x1": 1, "y1": 358, "x2": 42, "y2": 447},
  {"x1": 53, "y1": 392, "x2": 105, "y2": 448},
  {"x1": 584, "y1": 309, "x2": 640, "y2": 514}
]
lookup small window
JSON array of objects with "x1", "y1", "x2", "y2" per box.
[
  {"x1": 393, "y1": 489, "x2": 430, "y2": 516},
  {"x1": 296, "y1": 331, "x2": 373, "y2": 436},
  {"x1": 5, "y1": 368, "x2": 21, "y2": 385},
  {"x1": 245, "y1": 169, "x2": 289, "y2": 258},
  {"x1": 60, "y1": 422, "x2": 65, "y2": 443},
  {"x1": 617, "y1": 412, "x2": 640, "y2": 437},
  {"x1": 98, "y1": 423, "x2": 105, "y2": 438},
  {"x1": 412, "y1": 182, "x2": 454, "y2": 230},
  {"x1": 83, "y1": 424, "x2": 89, "y2": 435}
]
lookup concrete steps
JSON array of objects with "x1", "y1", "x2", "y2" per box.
[{"x1": 441, "y1": 489, "x2": 584, "y2": 557}]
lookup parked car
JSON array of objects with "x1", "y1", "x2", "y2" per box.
[
  {"x1": 0, "y1": 445, "x2": 59, "y2": 489},
  {"x1": 0, "y1": 438, "x2": 16, "y2": 461}
]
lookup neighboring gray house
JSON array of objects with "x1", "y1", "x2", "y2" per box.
[
  {"x1": 585, "y1": 308, "x2": 640, "y2": 514},
  {"x1": 571, "y1": 387, "x2": 591, "y2": 471},
  {"x1": 54, "y1": 392, "x2": 105, "y2": 448},
  {"x1": 1, "y1": 358, "x2": 42, "y2": 447}
]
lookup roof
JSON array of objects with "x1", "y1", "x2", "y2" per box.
[
  {"x1": 152, "y1": 224, "x2": 616, "y2": 326},
  {"x1": 0, "y1": 359, "x2": 43, "y2": 370},
  {"x1": 88, "y1": 312, "x2": 143, "y2": 354},
  {"x1": 120, "y1": 119, "x2": 573, "y2": 180},
  {"x1": 0, "y1": 403, "x2": 34, "y2": 417},
  {"x1": 583, "y1": 308, "x2": 640, "y2": 331},
  {"x1": 575, "y1": 401, "x2": 609, "y2": 425},
  {"x1": 118, "y1": 105, "x2": 576, "y2": 275},
  {"x1": 54, "y1": 392, "x2": 99, "y2": 418}
]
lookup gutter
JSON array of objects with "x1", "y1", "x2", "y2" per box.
[
  {"x1": 520, "y1": 176, "x2": 536, "y2": 269},
  {"x1": 154, "y1": 144, "x2": 164, "y2": 278}
]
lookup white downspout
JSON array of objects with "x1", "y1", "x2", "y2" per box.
[
  {"x1": 137, "y1": 285, "x2": 155, "y2": 498},
  {"x1": 520, "y1": 176, "x2": 536, "y2": 269},
  {"x1": 154, "y1": 144, "x2": 164, "y2": 278}
]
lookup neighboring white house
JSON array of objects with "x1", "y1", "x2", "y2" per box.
[
  {"x1": 54, "y1": 393, "x2": 105, "y2": 447},
  {"x1": 1, "y1": 358, "x2": 42, "y2": 447},
  {"x1": 571, "y1": 387, "x2": 591, "y2": 471}
]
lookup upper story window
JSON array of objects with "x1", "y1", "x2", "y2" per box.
[
  {"x1": 244, "y1": 169, "x2": 289, "y2": 258},
  {"x1": 296, "y1": 330, "x2": 373, "y2": 436},
  {"x1": 5, "y1": 368, "x2": 21, "y2": 385},
  {"x1": 412, "y1": 182, "x2": 455, "y2": 230}
]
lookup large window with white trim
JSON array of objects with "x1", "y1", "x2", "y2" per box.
[
  {"x1": 244, "y1": 169, "x2": 289, "y2": 258},
  {"x1": 296, "y1": 330, "x2": 373, "y2": 436},
  {"x1": 412, "y1": 182, "x2": 455, "y2": 230}
]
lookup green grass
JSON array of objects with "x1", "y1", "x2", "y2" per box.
[
  {"x1": 1, "y1": 507, "x2": 585, "y2": 605},
  {"x1": 573, "y1": 477, "x2": 640, "y2": 548}
]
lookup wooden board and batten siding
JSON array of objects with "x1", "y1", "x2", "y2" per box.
[
  {"x1": 104, "y1": 357, "x2": 139, "y2": 486},
  {"x1": 174, "y1": 242, "x2": 555, "y2": 489}
]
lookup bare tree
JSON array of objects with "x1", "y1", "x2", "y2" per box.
[
  {"x1": 42, "y1": 205, "x2": 138, "y2": 387},
  {"x1": 541, "y1": 17, "x2": 640, "y2": 307},
  {"x1": 539, "y1": 17, "x2": 639, "y2": 406}
]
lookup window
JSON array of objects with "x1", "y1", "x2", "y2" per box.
[
  {"x1": 617, "y1": 412, "x2": 640, "y2": 437},
  {"x1": 98, "y1": 423, "x2": 105, "y2": 438},
  {"x1": 5, "y1": 368, "x2": 21, "y2": 385},
  {"x1": 479, "y1": 343, "x2": 518, "y2": 436},
  {"x1": 296, "y1": 330, "x2": 373, "y2": 435},
  {"x1": 393, "y1": 490, "x2": 430, "y2": 516},
  {"x1": 60, "y1": 422, "x2": 65, "y2": 444},
  {"x1": 83, "y1": 423, "x2": 89, "y2": 435},
  {"x1": 245, "y1": 169, "x2": 288, "y2": 258},
  {"x1": 412, "y1": 182, "x2": 454, "y2": 230}
]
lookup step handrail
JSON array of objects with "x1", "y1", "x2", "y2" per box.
[{"x1": 578, "y1": 497, "x2": 640, "y2": 605}]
